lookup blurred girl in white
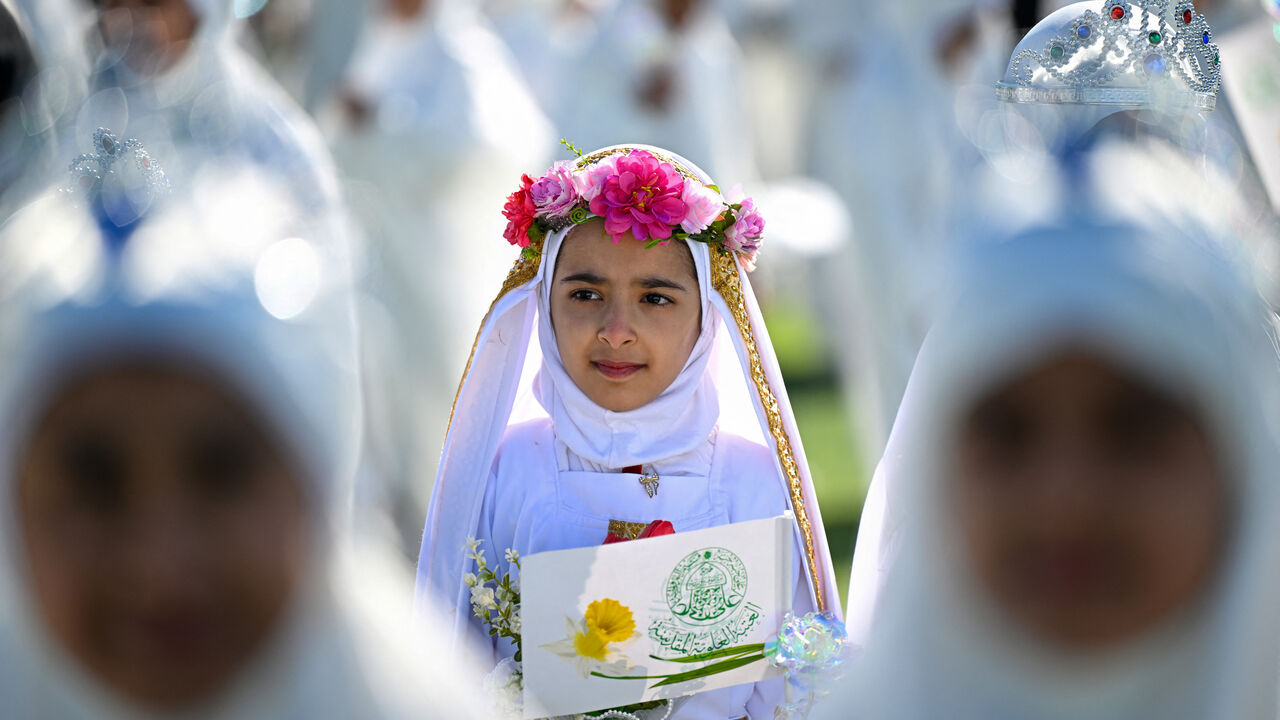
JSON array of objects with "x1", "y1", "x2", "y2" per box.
[
  {"x1": 0, "y1": 132, "x2": 477, "y2": 719},
  {"x1": 830, "y1": 140, "x2": 1280, "y2": 718}
]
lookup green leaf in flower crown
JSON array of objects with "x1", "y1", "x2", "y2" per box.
[
  {"x1": 560, "y1": 138, "x2": 585, "y2": 158},
  {"x1": 528, "y1": 222, "x2": 546, "y2": 246}
]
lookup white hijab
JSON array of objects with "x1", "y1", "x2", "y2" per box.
[
  {"x1": 0, "y1": 161, "x2": 478, "y2": 719},
  {"x1": 532, "y1": 224, "x2": 719, "y2": 469},
  {"x1": 834, "y1": 141, "x2": 1280, "y2": 719},
  {"x1": 416, "y1": 145, "x2": 841, "y2": 647}
]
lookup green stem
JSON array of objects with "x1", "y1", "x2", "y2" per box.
[
  {"x1": 649, "y1": 643, "x2": 764, "y2": 664},
  {"x1": 590, "y1": 651, "x2": 767, "y2": 689}
]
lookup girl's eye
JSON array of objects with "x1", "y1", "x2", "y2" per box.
[
  {"x1": 569, "y1": 288, "x2": 602, "y2": 302},
  {"x1": 643, "y1": 293, "x2": 673, "y2": 306}
]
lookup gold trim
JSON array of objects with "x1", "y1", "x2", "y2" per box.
[
  {"x1": 709, "y1": 249, "x2": 826, "y2": 613},
  {"x1": 607, "y1": 519, "x2": 649, "y2": 541},
  {"x1": 444, "y1": 236, "x2": 546, "y2": 435}
]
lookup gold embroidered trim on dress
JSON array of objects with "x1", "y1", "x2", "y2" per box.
[
  {"x1": 607, "y1": 519, "x2": 649, "y2": 541},
  {"x1": 709, "y1": 249, "x2": 826, "y2": 613}
]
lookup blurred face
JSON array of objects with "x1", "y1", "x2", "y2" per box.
[
  {"x1": 386, "y1": 0, "x2": 429, "y2": 21},
  {"x1": 95, "y1": 0, "x2": 199, "y2": 75},
  {"x1": 17, "y1": 363, "x2": 309, "y2": 710},
  {"x1": 550, "y1": 220, "x2": 702, "y2": 413},
  {"x1": 953, "y1": 352, "x2": 1227, "y2": 649}
]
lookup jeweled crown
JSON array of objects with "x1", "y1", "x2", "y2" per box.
[{"x1": 996, "y1": 0, "x2": 1220, "y2": 110}]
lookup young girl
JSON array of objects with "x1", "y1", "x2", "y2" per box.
[
  {"x1": 0, "y1": 134, "x2": 476, "y2": 718},
  {"x1": 830, "y1": 141, "x2": 1280, "y2": 718},
  {"x1": 417, "y1": 145, "x2": 841, "y2": 718}
]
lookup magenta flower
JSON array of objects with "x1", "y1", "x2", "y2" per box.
[
  {"x1": 680, "y1": 182, "x2": 723, "y2": 234},
  {"x1": 572, "y1": 155, "x2": 618, "y2": 204},
  {"x1": 588, "y1": 150, "x2": 688, "y2": 243},
  {"x1": 724, "y1": 197, "x2": 765, "y2": 270},
  {"x1": 530, "y1": 161, "x2": 578, "y2": 218}
]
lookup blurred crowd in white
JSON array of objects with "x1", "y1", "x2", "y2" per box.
[{"x1": 1, "y1": 0, "x2": 1279, "y2": 717}]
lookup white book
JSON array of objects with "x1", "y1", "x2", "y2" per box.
[{"x1": 520, "y1": 515, "x2": 794, "y2": 719}]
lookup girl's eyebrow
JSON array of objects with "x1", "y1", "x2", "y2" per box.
[
  {"x1": 637, "y1": 276, "x2": 689, "y2": 292},
  {"x1": 560, "y1": 272, "x2": 607, "y2": 285}
]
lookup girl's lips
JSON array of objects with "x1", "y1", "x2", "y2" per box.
[{"x1": 593, "y1": 361, "x2": 644, "y2": 380}]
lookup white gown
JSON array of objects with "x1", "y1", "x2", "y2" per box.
[{"x1": 476, "y1": 420, "x2": 809, "y2": 719}]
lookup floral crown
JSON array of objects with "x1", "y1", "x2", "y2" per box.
[{"x1": 502, "y1": 141, "x2": 764, "y2": 271}]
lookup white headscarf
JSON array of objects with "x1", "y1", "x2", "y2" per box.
[
  {"x1": 416, "y1": 144, "x2": 841, "y2": 645},
  {"x1": 833, "y1": 140, "x2": 1280, "y2": 719},
  {"x1": 532, "y1": 225, "x2": 719, "y2": 469},
  {"x1": 0, "y1": 157, "x2": 478, "y2": 719}
]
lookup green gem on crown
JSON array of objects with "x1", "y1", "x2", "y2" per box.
[{"x1": 1148, "y1": 31, "x2": 1162, "y2": 44}]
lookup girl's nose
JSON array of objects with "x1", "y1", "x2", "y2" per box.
[{"x1": 597, "y1": 302, "x2": 637, "y2": 348}]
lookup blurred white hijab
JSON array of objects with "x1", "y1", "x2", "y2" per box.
[
  {"x1": 833, "y1": 140, "x2": 1280, "y2": 719},
  {"x1": 0, "y1": 153, "x2": 479, "y2": 719}
]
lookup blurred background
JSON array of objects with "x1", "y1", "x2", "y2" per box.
[{"x1": 2, "y1": 0, "x2": 1275, "y2": 603}]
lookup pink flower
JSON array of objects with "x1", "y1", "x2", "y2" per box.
[
  {"x1": 587, "y1": 150, "x2": 688, "y2": 243},
  {"x1": 724, "y1": 196, "x2": 765, "y2": 270},
  {"x1": 572, "y1": 155, "x2": 618, "y2": 203},
  {"x1": 680, "y1": 182, "x2": 723, "y2": 234},
  {"x1": 530, "y1": 161, "x2": 578, "y2": 217},
  {"x1": 502, "y1": 174, "x2": 538, "y2": 248}
]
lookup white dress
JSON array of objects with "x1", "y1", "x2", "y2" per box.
[{"x1": 477, "y1": 419, "x2": 809, "y2": 720}]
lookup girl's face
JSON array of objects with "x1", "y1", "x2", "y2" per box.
[
  {"x1": 16, "y1": 363, "x2": 309, "y2": 710},
  {"x1": 952, "y1": 352, "x2": 1227, "y2": 649},
  {"x1": 550, "y1": 220, "x2": 702, "y2": 413}
]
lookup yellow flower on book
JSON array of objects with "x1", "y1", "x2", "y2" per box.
[
  {"x1": 573, "y1": 626, "x2": 609, "y2": 661},
  {"x1": 585, "y1": 598, "x2": 636, "y2": 643},
  {"x1": 542, "y1": 598, "x2": 640, "y2": 678}
]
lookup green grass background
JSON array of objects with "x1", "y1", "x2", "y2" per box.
[{"x1": 761, "y1": 297, "x2": 870, "y2": 606}]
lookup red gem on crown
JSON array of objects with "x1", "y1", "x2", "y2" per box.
[
  {"x1": 1183, "y1": 9, "x2": 1193, "y2": 23},
  {"x1": 1110, "y1": 6, "x2": 1125, "y2": 19}
]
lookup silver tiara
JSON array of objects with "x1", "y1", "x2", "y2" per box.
[
  {"x1": 996, "y1": 0, "x2": 1220, "y2": 110},
  {"x1": 65, "y1": 128, "x2": 169, "y2": 198}
]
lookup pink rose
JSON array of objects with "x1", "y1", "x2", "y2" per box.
[
  {"x1": 530, "y1": 161, "x2": 578, "y2": 217},
  {"x1": 680, "y1": 182, "x2": 723, "y2": 234},
  {"x1": 572, "y1": 155, "x2": 619, "y2": 204},
  {"x1": 724, "y1": 196, "x2": 764, "y2": 270},
  {"x1": 502, "y1": 174, "x2": 538, "y2": 248},
  {"x1": 587, "y1": 150, "x2": 687, "y2": 243}
]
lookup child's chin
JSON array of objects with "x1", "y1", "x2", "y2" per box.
[{"x1": 585, "y1": 386, "x2": 659, "y2": 413}]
